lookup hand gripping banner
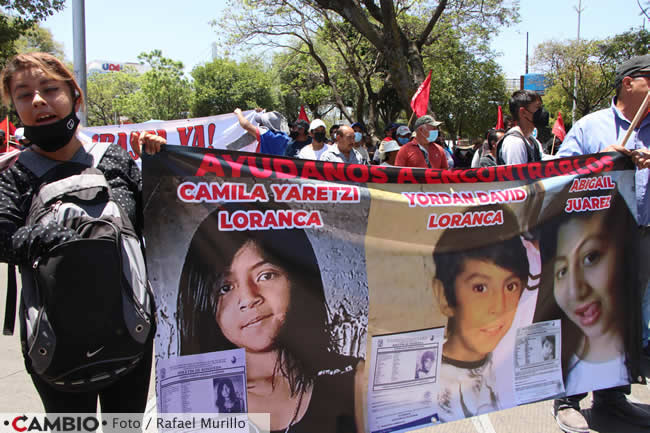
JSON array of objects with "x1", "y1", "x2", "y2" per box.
[{"x1": 144, "y1": 147, "x2": 644, "y2": 433}]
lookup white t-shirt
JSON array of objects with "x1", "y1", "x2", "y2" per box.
[
  {"x1": 297, "y1": 143, "x2": 331, "y2": 160},
  {"x1": 437, "y1": 354, "x2": 501, "y2": 422},
  {"x1": 564, "y1": 353, "x2": 628, "y2": 396}
]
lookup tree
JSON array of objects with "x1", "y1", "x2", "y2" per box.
[
  {"x1": 116, "y1": 50, "x2": 191, "y2": 122},
  {"x1": 13, "y1": 20, "x2": 64, "y2": 58},
  {"x1": 425, "y1": 32, "x2": 507, "y2": 138},
  {"x1": 86, "y1": 68, "x2": 142, "y2": 126},
  {"x1": 533, "y1": 27, "x2": 649, "y2": 124},
  {"x1": 191, "y1": 58, "x2": 276, "y2": 117},
  {"x1": 1, "y1": 0, "x2": 65, "y2": 66},
  {"x1": 215, "y1": 0, "x2": 518, "y2": 119}
]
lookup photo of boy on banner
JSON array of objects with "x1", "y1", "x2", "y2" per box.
[
  {"x1": 534, "y1": 184, "x2": 643, "y2": 397},
  {"x1": 432, "y1": 204, "x2": 530, "y2": 422},
  {"x1": 176, "y1": 203, "x2": 362, "y2": 433}
]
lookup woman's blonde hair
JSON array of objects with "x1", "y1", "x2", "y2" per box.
[{"x1": 1, "y1": 52, "x2": 84, "y2": 108}]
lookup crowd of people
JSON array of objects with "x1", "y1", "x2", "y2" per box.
[
  {"x1": 233, "y1": 92, "x2": 558, "y2": 171},
  {"x1": 0, "y1": 48, "x2": 649, "y2": 433}
]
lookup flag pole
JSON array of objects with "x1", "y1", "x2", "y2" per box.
[
  {"x1": 407, "y1": 111, "x2": 416, "y2": 129},
  {"x1": 551, "y1": 135, "x2": 556, "y2": 155},
  {"x1": 619, "y1": 90, "x2": 650, "y2": 147}
]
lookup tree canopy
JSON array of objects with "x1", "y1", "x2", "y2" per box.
[
  {"x1": 533, "y1": 27, "x2": 650, "y2": 127},
  {"x1": 1, "y1": 0, "x2": 65, "y2": 66},
  {"x1": 215, "y1": 0, "x2": 518, "y2": 124}
]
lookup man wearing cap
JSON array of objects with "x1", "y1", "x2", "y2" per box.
[
  {"x1": 321, "y1": 125, "x2": 364, "y2": 164},
  {"x1": 395, "y1": 115, "x2": 448, "y2": 169},
  {"x1": 395, "y1": 125, "x2": 411, "y2": 146},
  {"x1": 297, "y1": 119, "x2": 331, "y2": 160},
  {"x1": 351, "y1": 122, "x2": 371, "y2": 163},
  {"x1": 551, "y1": 54, "x2": 650, "y2": 433},
  {"x1": 284, "y1": 119, "x2": 312, "y2": 158},
  {"x1": 234, "y1": 107, "x2": 291, "y2": 156}
]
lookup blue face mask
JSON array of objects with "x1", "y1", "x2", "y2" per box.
[
  {"x1": 397, "y1": 137, "x2": 410, "y2": 145},
  {"x1": 427, "y1": 130, "x2": 439, "y2": 143},
  {"x1": 354, "y1": 132, "x2": 362, "y2": 143}
]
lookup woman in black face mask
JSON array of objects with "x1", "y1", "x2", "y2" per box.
[{"x1": 0, "y1": 52, "x2": 163, "y2": 413}]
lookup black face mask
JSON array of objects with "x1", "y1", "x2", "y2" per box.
[
  {"x1": 289, "y1": 131, "x2": 299, "y2": 139},
  {"x1": 532, "y1": 107, "x2": 549, "y2": 129},
  {"x1": 24, "y1": 109, "x2": 80, "y2": 152},
  {"x1": 313, "y1": 132, "x2": 327, "y2": 142}
]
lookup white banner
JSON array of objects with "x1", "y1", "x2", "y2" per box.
[{"x1": 79, "y1": 111, "x2": 259, "y2": 165}]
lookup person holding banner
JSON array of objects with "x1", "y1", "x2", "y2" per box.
[
  {"x1": 177, "y1": 204, "x2": 360, "y2": 432},
  {"x1": 550, "y1": 53, "x2": 650, "y2": 433},
  {"x1": 234, "y1": 107, "x2": 291, "y2": 156},
  {"x1": 432, "y1": 204, "x2": 529, "y2": 422},
  {"x1": 0, "y1": 52, "x2": 163, "y2": 413}
]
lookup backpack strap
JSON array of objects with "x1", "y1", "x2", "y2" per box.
[
  {"x1": 3, "y1": 264, "x2": 16, "y2": 335},
  {"x1": 496, "y1": 129, "x2": 541, "y2": 165},
  {"x1": 17, "y1": 138, "x2": 112, "y2": 177}
]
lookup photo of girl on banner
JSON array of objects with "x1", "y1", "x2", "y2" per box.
[
  {"x1": 176, "y1": 203, "x2": 361, "y2": 433},
  {"x1": 213, "y1": 376, "x2": 245, "y2": 413},
  {"x1": 432, "y1": 204, "x2": 531, "y2": 422},
  {"x1": 534, "y1": 184, "x2": 642, "y2": 396}
]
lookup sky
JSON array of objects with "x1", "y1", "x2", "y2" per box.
[{"x1": 41, "y1": 0, "x2": 648, "y2": 79}]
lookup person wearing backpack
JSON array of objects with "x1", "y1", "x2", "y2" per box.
[
  {"x1": 0, "y1": 52, "x2": 163, "y2": 414},
  {"x1": 498, "y1": 90, "x2": 547, "y2": 165}
]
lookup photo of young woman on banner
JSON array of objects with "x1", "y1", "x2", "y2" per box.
[
  {"x1": 533, "y1": 181, "x2": 643, "y2": 396},
  {"x1": 176, "y1": 202, "x2": 363, "y2": 432}
]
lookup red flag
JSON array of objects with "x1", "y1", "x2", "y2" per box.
[
  {"x1": 410, "y1": 70, "x2": 432, "y2": 117},
  {"x1": 552, "y1": 111, "x2": 566, "y2": 141},
  {"x1": 496, "y1": 105, "x2": 504, "y2": 130},
  {"x1": 0, "y1": 117, "x2": 16, "y2": 147},
  {"x1": 298, "y1": 105, "x2": 310, "y2": 123}
]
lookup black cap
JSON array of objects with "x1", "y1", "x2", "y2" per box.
[{"x1": 615, "y1": 54, "x2": 650, "y2": 86}]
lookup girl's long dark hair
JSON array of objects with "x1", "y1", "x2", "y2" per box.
[
  {"x1": 177, "y1": 202, "x2": 337, "y2": 396},
  {"x1": 534, "y1": 184, "x2": 642, "y2": 383},
  {"x1": 215, "y1": 378, "x2": 237, "y2": 411}
]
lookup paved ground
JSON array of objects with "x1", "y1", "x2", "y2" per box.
[{"x1": 1, "y1": 264, "x2": 649, "y2": 432}]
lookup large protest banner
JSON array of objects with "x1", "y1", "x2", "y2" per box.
[
  {"x1": 79, "y1": 111, "x2": 258, "y2": 164},
  {"x1": 143, "y1": 147, "x2": 644, "y2": 433}
]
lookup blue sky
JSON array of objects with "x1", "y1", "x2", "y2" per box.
[{"x1": 42, "y1": 0, "x2": 647, "y2": 79}]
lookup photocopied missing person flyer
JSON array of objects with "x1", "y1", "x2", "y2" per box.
[
  {"x1": 367, "y1": 327, "x2": 445, "y2": 433},
  {"x1": 514, "y1": 320, "x2": 565, "y2": 405},
  {"x1": 157, "y1": 348, "x2": 247, "y2": 414}
]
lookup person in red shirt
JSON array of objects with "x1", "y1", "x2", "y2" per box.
[{"x1": 395, "y1": 115, "x2": 449, "y2": 169}]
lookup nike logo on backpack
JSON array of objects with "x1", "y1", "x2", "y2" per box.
[{"x1": 86, "y1": 347, "x2": 104, "y2": 358}]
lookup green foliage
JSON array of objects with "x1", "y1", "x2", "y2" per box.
[
  {"x1": 425, "y1": 31, "x2": 507, "y2": 138},
  {"x1": 13, "y1": 20, "x2": 64, "y2": 58},
  {"x1": 86, "y1": 68, "x2": 142, "y2": 126},
  {"x1": 215, "y1": 0, "x2": 519, "y2": 129},
  {"x1": 534, "y1": 27, "x2": 649, "y2": 123},
  {"x1": 0, "y1": 1, "x2": 65, "y2": 66},
  {"x1": 191, "y1": 57, "x2": 276, "y2": 117},
  {"x1": 115, "y1": 50, "x2": 191, "y2": 121}
]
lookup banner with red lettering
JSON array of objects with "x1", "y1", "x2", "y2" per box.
[
  {"x1": 144, "y1": 148, "x2": 644, "y2": 432},
  {"x1": 79, "y1": 111, "x2": 258, "y2": 166}
]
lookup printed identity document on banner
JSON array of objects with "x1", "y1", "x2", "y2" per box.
[
  {"x1": 367, "y1": 327, "x2": 445, "y2": 433},
  {"x1": 157, "y1": 348, "x2": 247, "y2": 414},
  {"x1": 514, "y1": 320, "x2": 564, "y2": 404}
]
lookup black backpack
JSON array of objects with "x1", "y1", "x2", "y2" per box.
[
  {"x1": 496, "y1": 129, "x2": 542, "y2": 165},
  {"x1": 3, "y1": 141, "x2": 153, "y2": 391}
]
